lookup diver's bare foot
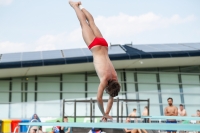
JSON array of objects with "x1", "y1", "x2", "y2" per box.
[{"x1": 69, "y1": 0, "x2": 81, "y2": 8}]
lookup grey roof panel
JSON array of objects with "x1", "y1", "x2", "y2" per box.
[
  {"x1": 42, "y1": 50, "x2": 63, "y2": 59},
  {"x1": 1, "y1": 53, "x2": 22, "y2": 62},
  {"x1": 63, "y1": 48, "x2": 85, "y2": 58},
  {"x1": 131, "y1": 45, "x2": 160, "y2": 52},
  {"x1": 148, "y1": 44, "x2": 180, "y2": 52},
  {"x1": 81, "y1": 48, "x2": 93, "y2": 56},
  {"x1": 108, "y1": 45, "x2": 126, "y2": 54},
  {"x1": 22, "y1": 51, "x2": 42, "y2": 61},
  {"x1": 166, "y1": 44, "x2": 196, "y2": 51},
  {"x1": 182, "y1": 43, "x2": 200, "y2": 50}
]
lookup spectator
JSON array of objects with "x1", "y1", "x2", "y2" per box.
[
  {"x1": 31, "y1": 114, "x2": 41, "y2": 122},
  {"x1": 61, "y1": 117, "x2": 72, "y2": 133},
  {"x1": 124, "y1": 118, "x2": 147, "y2": 133},
  {"x1": 124, "y1": 118, "x2": 139, "y2": 133},
  {"x1": 178, "y1": 104, "x2": 187, "y2": 116},
  {"x1": 142, "y1": 106, "x2": 149, "y2": 123},
  {"x1": 129, "y1": 108, "x2": 137, "y2": 123},
  {"x1": 39, "y1": 126, "x2": 44, "y2": 133},
  {"x1": 53, "y1": 120, "x2": 61, "y2": 133},
  {"x1": 164, "y1": 97, "x2": 178, "y2": 133},
  {"x1": 192, "y1": 110, "x2": 200, "y2": 117}
]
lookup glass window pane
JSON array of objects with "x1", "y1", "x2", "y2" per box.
[
  {"x1": 126, "y1": 72, "x2": 136, "y2": 99},
  {"x1": 36, "y1": 100, "x2": 60, "y2": 117},
  {"x1": 183, "y1": 85, "x2": 200, "y2": 94},
  {"x1": 0, "y1": 81, "x2": 9, "y2": 102},
  {"x1": 184, "y1": 94, "x2": 200, "y2": 105},
  {"x1": 87, "y1": 73, "x2": 99, "y2": 98},
  {"x1": 10, "y1": 103, "x2": 22, "y2": 118},
  {"x1": 27, "y1": 77, "x2": 35, "y2": 102},
  {"x1": 12, "y1": 78, "x2": 21, "y2": 103},
  {"x1": 63, "y1": 74, "x2": 85, "y2": 99},
  {"x1": 0, "y1": 104, "x2": 9, "y2": 118},
  {"x1": 160, "y1": 73, "x2": 179, "y2": 84},
  {"x1": 138, "y1": 84, "x2": 158, "y2": 103},
  {"x1": 25, "y1": 102, "x2": 35, "y2": 118},
  {"x1": 137, "y1": 73, "x2": 157, "y2": 83},
  {"x1": 180, "y1": 66, "x2": 200, "y2": 73},
  {"x1": 37, "y1": 77, "x2": 60, "y2": 101},
  {"x1": 181, "y1": 75, "x2": 200, "y2": 84}
]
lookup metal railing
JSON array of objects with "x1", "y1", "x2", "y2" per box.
[{"x1": 62, "y1": 98, "x2": 150, "y2": 123}]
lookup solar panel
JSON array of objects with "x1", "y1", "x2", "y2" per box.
[
  {"x1": 81, "y1": 48, "x2": 93, "y2": 56},
  {"x1": 148, "y1": 44, "x2": 179, "y2": 52},
  {"x1": 0, "y1": 53, "x2": 22, "y2": 62},
  {"x1": 131, "y1": 45, "x2": 161, "y2": 52},
  {"x1": 108, "y1": 45, "x2": 126, "y2": 54},
  {"x1": 182, "y1": 43, "x2": 200, "y2": 50},
  {"x1": 166, "y1": 44, "x2": 196, "y2": 51},
  {"x1": 132, "y1": 44, "x2": 197, "y2": 52},
  {"x1": 22, "y1": 51, "x2": 42, "y2": 61},
  {"x1": 63, "y1": 48, "x2": 86, "y2": 58},
  {"x1": 42, "y1": 50, "x2": 63, "y2": 59}
]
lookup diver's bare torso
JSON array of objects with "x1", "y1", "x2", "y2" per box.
[{"x1": 91, "y1": 46, "x2": 117, "y2": 82}]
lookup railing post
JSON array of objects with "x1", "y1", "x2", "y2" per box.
[
  {"x1": 117, "y1": 97, "x2": 119, "y2": 123},
  {"x1": 121, "y1": 101, "x2": 123, "y2": 123},
  {"x1": 74, "y1": 100, "x2": 76, "y2": 122},
  {"x1": 93, "y1": 101, "x2": 95, "y2": 122},
  {"x1": 148, "y1": 98, "x2": 150, "y2": 123},
  {"x1": 62, "y1": 99, "x2": 65, "y2": 122},
  {"x1": 90, "y1": 98, "x2": 92, "y2": 123}
]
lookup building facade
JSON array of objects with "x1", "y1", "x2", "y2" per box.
[{"x1": 0, "y1": 44, "x2": 200, "y2": 119}]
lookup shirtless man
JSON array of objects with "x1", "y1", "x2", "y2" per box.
[
  {"x1": 164, "y1": 97, "x2": 178, "y2": 133},
  {"x1": 178, "y1": 104, "x2": 187, "y2": 116},
  {"x1": 69, "y1": 1, "x2": 120, "y2": 121},
  {"x1": 129, "y1": 108, "x2": 137, "y2": 123},
  {"x1": 124, "y1": 118, "x2": 147, "y2": 133},
  {"x1": 142, "y1": 106, "x2": 149, "y2": 123}
]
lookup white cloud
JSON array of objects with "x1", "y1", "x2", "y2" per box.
[
  {"x1": 95, "y1": 12, "x2": 196, "y2": 39},
  {"x1": 0, "y1": 12, "x2": 196, "y2": 53},
  {"x1": 0, "y1": 41, "x2": 26, "y2": 54},
  {"x1": 0, "y1": 0, "x2": 13, "y2": 6}
]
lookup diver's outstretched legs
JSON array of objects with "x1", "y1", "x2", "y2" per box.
[{"x1": 69, "y1": 1, "x2": 95, "y2": 46}]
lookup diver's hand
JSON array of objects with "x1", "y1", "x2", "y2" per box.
[{"x1": 102, "y1": 114, "x2": 112, "y2": 121}]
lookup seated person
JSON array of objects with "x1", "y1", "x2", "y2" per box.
[{"x1": 124, "y1": 118, "x2": 139, "y2": 133}]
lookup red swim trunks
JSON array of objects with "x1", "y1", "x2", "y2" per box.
[{"x1": 88, "y1": 37, "x2": 108, "y2": 49}]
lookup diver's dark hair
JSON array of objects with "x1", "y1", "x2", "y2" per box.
[{"x1": 106, "y1": 80, "x2": 120, "y2": 97}]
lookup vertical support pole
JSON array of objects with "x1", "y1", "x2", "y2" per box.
[
  {"x1": 62, "y1": 99, "x2": 65, "y2": 122},
  {"x1": 121, "y1": 101, "x2": 123, "y2": 123},
  {"x1": 117, "y1": 97, "x2": 119, "y2": 123},
  {"x1": 90, "y1": 98, "x2": 92, "y2": 123},
  {"x1": 74, "y1": 100, "x2": 76, "y2": 122},
  {"x1": 147, "y1": 99, "x2": 150, "y2": 116},
  {"x1": 147, "y1": 99, "x2": 150, "y2": 123},
  {"x1": 93, "y1": 101, "x2": 95, "y2": 122}
]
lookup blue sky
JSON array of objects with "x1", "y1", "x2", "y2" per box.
[{"x1": 0, "y1": 0, "x2": 200, "y2": 53}]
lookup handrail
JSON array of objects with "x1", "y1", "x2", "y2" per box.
[
  {"x1": 63, "y1": 98, "x2": 150, "y2": 123},
  {"x1": 27, "y1": 119, "x2": 39, "y2": 133},
  {"x1": 13, "y1": 126, "x2": 18, "y2": 133}
]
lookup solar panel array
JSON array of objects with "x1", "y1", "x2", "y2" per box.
[
  {"x1": 131, "y1": 43, "x2": 200, "y2": 52},
  {"x1": 0, "y1": 45, "x2": 126, "y2": 63}
]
